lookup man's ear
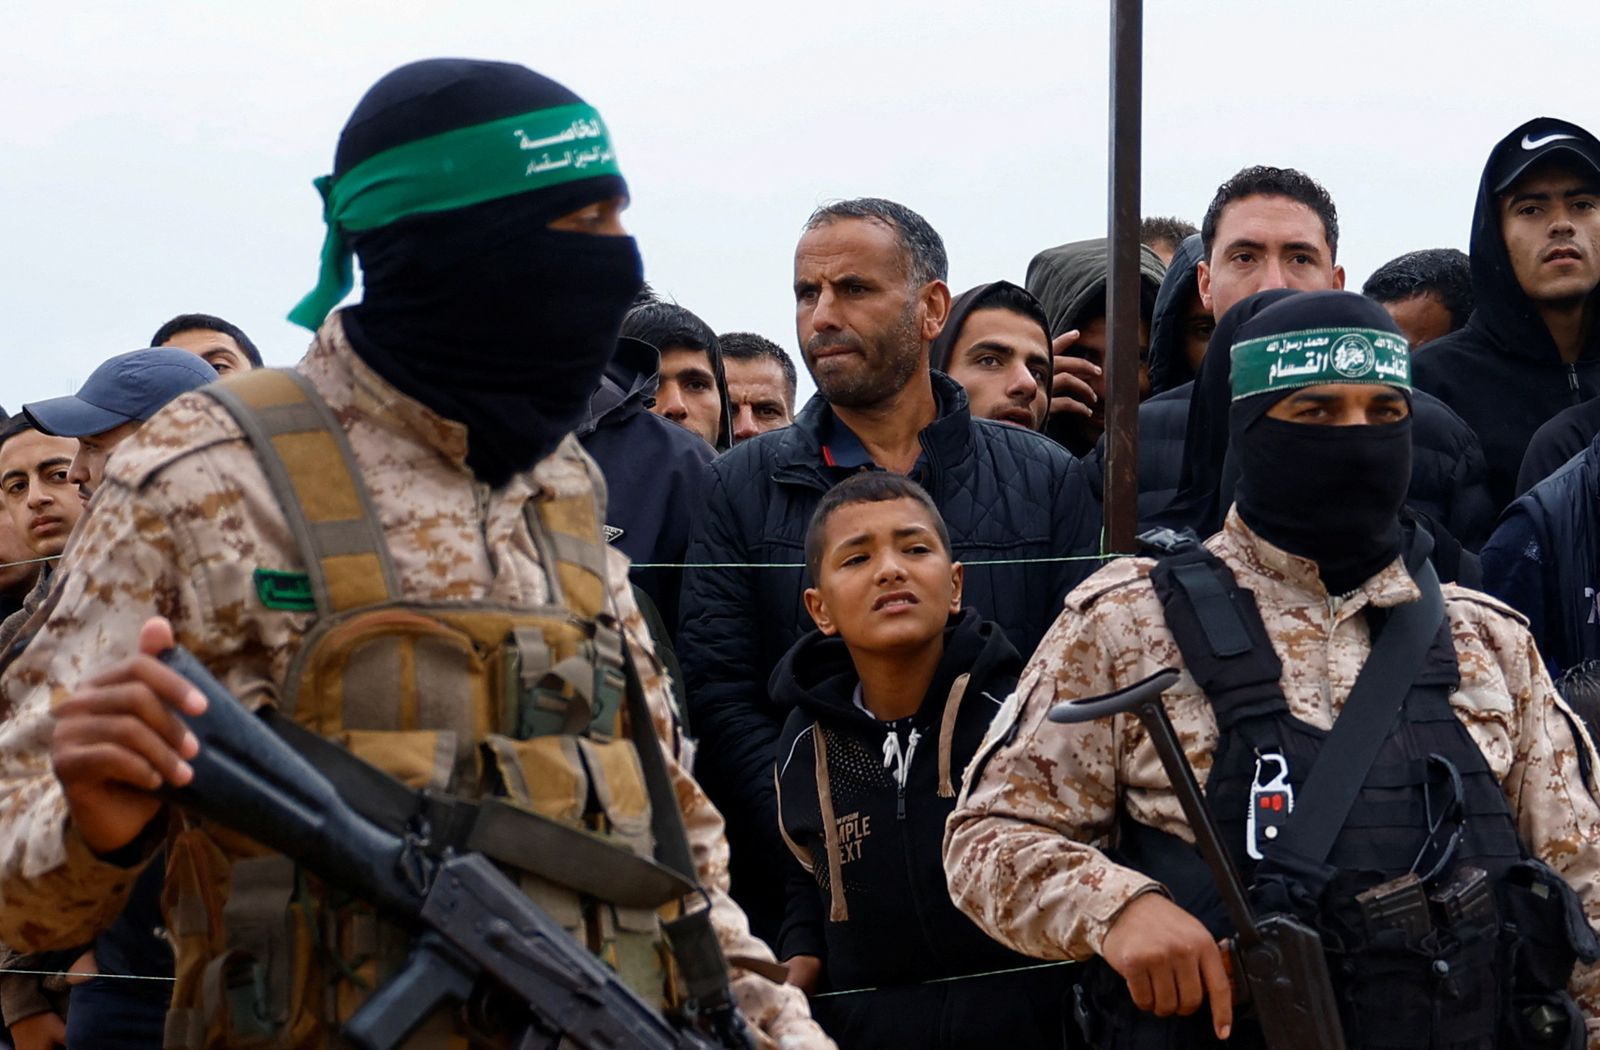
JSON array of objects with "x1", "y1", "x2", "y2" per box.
[
  {"x1": 948, "y1": 561, "x2": 965, "y2": 614},
  {"x1": 1332, "y1": 264, "x2": 1347, "y2": 290},
  {"x1": 803, "y1": 586, "x2": 838, "y2": 636},
  {"x1": 921, "y1": 280, "x2": 953, "y2": 344},
  {"x1": 1196, "y1": 260, "x2": 1214, "y2": 313}
]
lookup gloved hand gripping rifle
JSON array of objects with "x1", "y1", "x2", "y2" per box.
[
  {"x1": 1049, "y1": 668, "x2": 1348, "y2": 1050},
  {"x1": 157, "y1": 645, "x2": 747, "y2": 1050}
]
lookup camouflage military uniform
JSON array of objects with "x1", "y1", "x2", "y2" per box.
[
  {"x1": 945, "y1": 509, "x2": 1600, "y2": 1043},
  {"x1": 0, "y1": 315, "x2": 831, "y2": 1049}
]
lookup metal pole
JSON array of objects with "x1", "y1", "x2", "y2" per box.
[{"x1": 1104, "y1": 0, "x2": 1143, "y2": 553}]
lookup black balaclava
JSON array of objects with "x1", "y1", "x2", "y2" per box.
[
  {"x1": 1229, "y1": 290, "x2": 1414, "y2": 594},
  {"x1": 335, "y1": 59, "x2": 642, "y2": 487}
]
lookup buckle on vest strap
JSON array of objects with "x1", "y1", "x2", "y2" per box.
[{"x1": 1138, "y1": 526, "x2": 1199, "y2": 557}]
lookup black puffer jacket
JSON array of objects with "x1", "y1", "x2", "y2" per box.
[
  {"x1": 678, "y1": 372, "x2": 1103, "y2": 943},
  {"x1": 1079, "y1": 383, "x2": 1192, "y2": 526},
  {"x1": 577, "y1": 337, "x2": 713, "y2": 631},
  {"x1": 1483, "y1": 428, "x2": 1600, "y2": 677},
  {"x1": 773, "y1": 610, "x2": 1072, "y2": 1049},
  {"x1": 1413, "y1": 117, "x2": 1600, "y2": 512}
]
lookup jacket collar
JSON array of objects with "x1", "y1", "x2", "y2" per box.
[
  {"x1": 773, "y1": 371, "x2": 976, "y2": 487},
  {"x1": 1214, "y1": 507, "x2": 1420, "y2": 615}
]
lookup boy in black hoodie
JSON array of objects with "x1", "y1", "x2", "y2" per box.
[{"x1": 772, "y1": 472, "x2": 1073, "y2": 1049}]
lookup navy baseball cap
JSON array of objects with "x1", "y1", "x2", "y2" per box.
[
  {"x1": 1490, "y1": 117, "x2": 1600, "y2": 195},
  {"x1": 24, "y1": 348, "x2": 219, "y2": 438}
]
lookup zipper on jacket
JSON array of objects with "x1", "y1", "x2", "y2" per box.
[
  {"x1": 883, "y1": 728, "x2": 921, "y2": 820},
  {"x1": 1570, "y1": 363, "x2": 1582, "y2": 403}
]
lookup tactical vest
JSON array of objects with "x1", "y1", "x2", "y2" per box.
[
  {"x1": 160, "y1": 370, "x2": 706, "y2": 1049},
  {"x1": 1078, "y1": 532, "x2": 1598, "y2": 1050}
]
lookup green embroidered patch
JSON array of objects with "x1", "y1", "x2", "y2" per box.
[{"x1": 254, "y1": 568, "x2": 316, "y2": 612}]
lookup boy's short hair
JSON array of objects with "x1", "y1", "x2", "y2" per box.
[{"x1": 805, "y1": 472, "x2": 951, "y2": 583}]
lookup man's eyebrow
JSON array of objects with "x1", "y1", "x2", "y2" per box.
[
  {"x1": 37, "y1": 457, "x2": 72, "y2": 472},
  {"x1": 1508, "y1": 190, "x2": 1552, "y2": 207},
  {"x1": 667, "y1": 364, "x2": 716, "y2": 383},
  {"x1": 1221, "y1": 237, "x2": 1267, "y2": 254},
  {"x1": 1568, "y1": 185, "x2": 1600, "y2": 198},
  {"x1": 0, "y1": 471, "x2": 21, "y2": 487},
  {"x1": 891, "y1": 524, "x2": 935, "y2": 540},
  {"x1": 962, "y1": 340, "x2": 1016, "y2": 357},
  {"x1": 1286, "y1": 390, "x2": 1340, "y2": 405},
  {"x1": 1279, "y1": 240, "x2": 1323, "y2": 255}
]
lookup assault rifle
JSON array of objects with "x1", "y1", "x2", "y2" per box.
[
  {"x1": 1050, "y1": 668, "x2": 1348, "y2": 1050},
  {"x1": 157, "y1": 645, "x2": 748, "y2": 1050}
]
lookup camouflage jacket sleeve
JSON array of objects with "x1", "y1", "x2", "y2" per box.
[
  {"x1": 609, "y1": 550, "x2": 834, "y2": 1050},
  {"x1": 943, "y1": 562, "x2": 1166, "y2": 962},
  {"x1": 1449, "y1": 591, "x2": 1600, "y2": 1040},
  {"x1": 0, "y1": 473, "x2": 199, "y2": 951}
]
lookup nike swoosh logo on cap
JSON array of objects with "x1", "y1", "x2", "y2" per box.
[{"x1": 1524, "y1": 132, "x2": 1580, "y2": 150}]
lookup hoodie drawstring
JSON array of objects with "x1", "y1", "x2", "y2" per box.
[
  {"x1": 812, "y1": 730, "x2": 850, "y2": 921},
  {"x1": 882, "y1": 728, "x2": 922, "y2": 793},
  {"x1": 937, "y1": 673, "x2": 972, "y2": 798}
]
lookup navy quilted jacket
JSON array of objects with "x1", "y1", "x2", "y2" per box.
[{"x1": 677, "y1": 372, "x2": 1103, "y2": 943}]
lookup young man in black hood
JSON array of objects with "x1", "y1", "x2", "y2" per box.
[
  {"x1": 928, "y1": 280, "x2": 1052, "y2": 432},
  {"x1": 624, "y1": 300, "x2": 735, "y2": 451},
  {"x1": 773, "y1": 472, "x2": 1070, "y2": 1048},
  {"x1": 1025, "y1": 236, "x2": 1166, "y2": 456},
  {"x1": 1413, "y1": 117, "x2": 1600, "y2": 510}
]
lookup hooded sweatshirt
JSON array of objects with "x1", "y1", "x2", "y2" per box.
[
  {"x1": 1413, "y1": 117, "x2": 1600, "y2": 512},
  {"x1": 927, "y1": 280, "x2": 1050, "y2": 431},
  {"x1": 772, "y1": 609, "x2": 1071, "y2": 1049},
  {"x1": 1146, "y1": 233, "x2": 1207, "y2": 395},
  {"x1": 577, "y1": 336, "x2": 713, "y2": 632},
  {"x1": 1025, "y1": 237, "x2": 1166, "y2": 454}
]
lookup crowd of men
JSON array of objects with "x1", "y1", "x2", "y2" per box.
[{"x1": 1, "y1": 55, "x2": 1599, "y2": 1050}]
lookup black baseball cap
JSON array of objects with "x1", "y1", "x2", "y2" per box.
[
  {"x1": 24, "y1": 349, "x2": 218, "y2": 438},
  {"x1": 1490, "y1": 117, "x2": 1600, "y2": 195}
]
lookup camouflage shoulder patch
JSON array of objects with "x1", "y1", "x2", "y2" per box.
[
  {"x1": 1065, "y1": 556, "x2": 1155, "y2": 614},
  {"x1": 1443, "y1": 585, "x2": 1531, "y2": 629},
  {"x1": 253, "y1": 568, "x2": 315, "y2": 612},
  {"x1": 104, "y1": 390, "x2": 248, "y2": 490}
]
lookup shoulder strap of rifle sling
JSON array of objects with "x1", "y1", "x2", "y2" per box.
[
  {"x1": 204, "y1": 368, "x2": 399, "y2": 615},
  {"x1": 1269, "y1": 559, "x2": 1447, "y2": 868},
  {"x1": 619, "y1": 640, "x2": 752, "y2": 1003}
]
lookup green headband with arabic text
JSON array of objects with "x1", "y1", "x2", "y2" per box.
[
  {"x1": 288, "y1": 102, "x2": 622, "y2": 330},
  {"x1": 1230, "y1": 327, "x2": 1411, "y2": 401}
]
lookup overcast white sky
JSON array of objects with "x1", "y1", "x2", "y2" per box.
[{"x1": 4, "y1": 1, "x2": 1598, "y2": 409}]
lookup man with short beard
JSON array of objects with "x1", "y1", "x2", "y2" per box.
[{"x1": 678, "y1": 197, "x2": 1101, "y2": 945}]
